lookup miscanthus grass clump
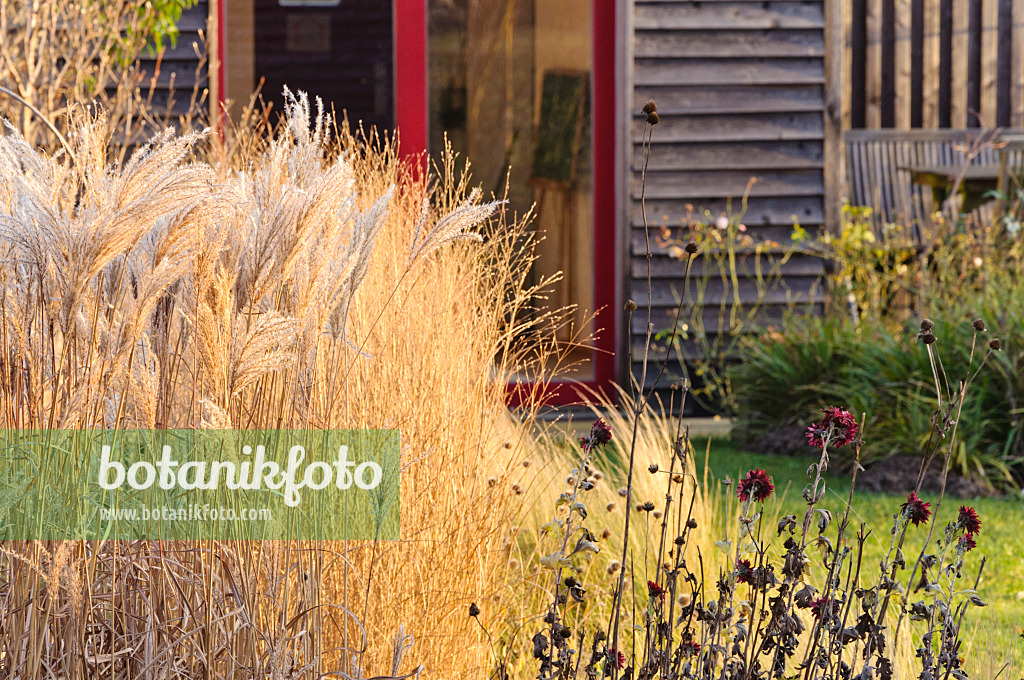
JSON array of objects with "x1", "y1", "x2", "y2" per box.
[{"x1": 0, "y1": 91, "x2": 552, "y2": 679}]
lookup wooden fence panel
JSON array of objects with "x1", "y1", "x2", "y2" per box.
[{"x1": 847, "y1": 0, "x2": 1024, "y2": 128}]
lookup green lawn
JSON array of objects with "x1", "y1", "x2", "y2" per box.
[{"x1": 692, "y1": 437, "x2": 1024, "y2": 678}]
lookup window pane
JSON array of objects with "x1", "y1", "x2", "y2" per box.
[{"x1": 428, "y1": 0, "x2": 595, "y2": 381}]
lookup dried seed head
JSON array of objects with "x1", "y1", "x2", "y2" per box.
[
  {"x1": 486, "y1": 477, "x2": 498, "y2": 487},
  {"x1": 674, "y1": 535, "x2": 684, "y2": 545},
  {"x1": 503, "y1": 441, "x2": 512, "y2": 449},
  {"x1": 989, "y1": 338, "x2": 1001, "y2": 351},
  {"x1": 625, "y1": 299, "x2": 638, "y2": 312},
  {"x1": 920, "y1": 331, "x2": 937, "y2": 345},
  {"x1": 685, "y1": 240, "x2": 699, "y2": 254},
  {"x1": 512, "y1": 483, "x2": 523, "y2": 495},
  {"x1": 522, "y1": 459, "x2": 531, "y2": 468},
  {"x1": 469, "y1": 602, "x2": 480, "y2": 617},
  {"x1": 642, "y1": 501, "x2": 656, "y2": 512},
  {"x1": 592, "y1": 471, "x2": 604, "y2": 481},
  {"x1": 642, "y1": 100, "x2": 658, "y2": 115},
  {"x1": 646, "y1": 111, "x2": 660, "y2": 125},
  {"x1": 607, "y1": 561, "x2": 622, "y2": 575},
  {"x1": 972, "y1": 318, "x2": 987, "y2": 332},
  {"x1": 673, "y1": 474, "x2": 684, "y2": 483},
  {"x1": 648, "y1": 463, "x2": 659, "y2": 474},
  {"x1": 687, "y1": 517, "x2": 698, "y2": 529},
  {"x1": 564, "y1": 576, "x2": 578, "y2": 588},
  {"x1": 920, "y1": 318, "x2": 935, "y2": 331},
  {"x1": 618, "y1": 486, "x2": 628, "y2": 497},
  {"x1": 653, "y1": 510, "x2": 663, "y2": 519},
  {"x1": 601, "y1": 527, "x2": 612, "y2": 540},
  {"x1": 606, "y1": 502, "x2": 617, "y2": 512}
]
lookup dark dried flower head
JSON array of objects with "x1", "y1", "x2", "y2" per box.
[
  {"x1": 806, "y1": 406, "x2": 859, "y2": 448},
  {"x1": 647, "y1": 580, "x2": 666, "y2": 599},
  {"x1": 687, "y1": 517, "x2": 698, "y2": 529},
  {"x1": 642, "y1": 100, "x2": 658, "y2": 115},
  {"x1": 642, "y1": 501, "x2": 656, "y2": 512},
  {"x1": 804, "y1": 422, "x2": 828, "y2": 448},
  {"x1": 648, "y1": 464, "x2": 659, "y2": 474},
  {"x1": 469, "y1": 602, "x2": 480, "y2": 618},
  {"x1": 920, "y1": 318, "x2": 935, "y2": 331},
  {"x1": 901, "y1": 491, "x2": 931, "y2": 527},
  {"x1": 810, "y1": 595, "x2": 831, "y2": 621},
  {"x1": 735, "y1": 558, "x2": 754, "y2": 584},
  {"x1": 737, "y1": 468, "x2": 774, "y2": 502},
  {"x1": 682, "y1": 640, "x2": 700, "y2": 657},
  {"x1": 921, "y1": 331, "x2": 937, "y2": 345},
  {"x1": 646, "y1": 111, "x2": 660, "y2": 125},
  {"x1": 625, "y1": 299, "x2": 638, "y2": 312},
  {"x1": 972, "y1": 318, "x2": 987, "y2": 332},
  {"x1": 685, "y1": 240, "x2": 699, "y2": 254},
  {"x1": 990, "y1": 338, "x2": 1001, "y2": 351},
  {"x1": 607, "y1": 647, "x2": 626, "y2": 670},
  {"x1": 958, "y1": 506, "x2": 981, "y2": 535},
  {"x1": 958, "y1": 533, "x2": 977, "y2": 552},
  {"x1": 580, "y1": 419, "x2": 613, "y2": 452}
]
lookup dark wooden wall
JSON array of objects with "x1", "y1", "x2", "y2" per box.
[
  {"x1": 628, "y1": 0, "x2": 827, "y2": 396},
  {"x1": 135, "y1": 1, "x2": 209, "y2": 120},
  {"x1": 845, "y1": 0, "x2": 1024, "y2": 129},
  {"x1": 253, "y1": 0, "x2": 394, "y2": 132}
]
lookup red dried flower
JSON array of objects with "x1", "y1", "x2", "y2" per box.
[
  {"x1": 901, "y1": 491, "x2": 931, "y2": 527},
  {"x1": 580, "y1": 419, "x2": 612, "y2": 452},
  {"x1": 957, "y1": 506, "x2": 981, "y2": 535},
  {"x1": 682, "y1": 640, "x2": 700, "y2": 657},
  {"x1": 804, "y1": 422, "x2": 828, "y2": 448},
  {"x1": 805, "y1": 407, "x2": 858, "y2": 448},
  {"x1": 606, "y1": 647, "x2": 625, "y2": 670},
  {"x1": 737, "y1": 468, "x2": 774, "y2": 503},
  {"x1": 735, "y1": 558, "x2": 754, "y2": 584},
  {"x1": 810, "y1": 595, "x2": 831, "y2": 621},
  {"x1": 647, "y1": 580, "x2": 666, "y2": 599},
  {"x1": 958, "y1": 533, "x2": 977, "y2": 552}
]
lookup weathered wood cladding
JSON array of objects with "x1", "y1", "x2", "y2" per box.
[
  {"x1": 846, "y1": 0, "x2": 1024, "y2": 129},
  {"x1": 629, "y1": 0, "x2": 827, "y2": 400},
  {"x1": 134, "y1": 2, "x2": 208, "y2": 120}
]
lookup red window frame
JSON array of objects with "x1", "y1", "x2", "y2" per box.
[{"x1": 392, "y1": 0, "x2": 617, "y2": 406}]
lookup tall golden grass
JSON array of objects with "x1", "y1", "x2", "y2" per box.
[{"x1": 0, "y1": 92, "x2": 562, "y2": 678}]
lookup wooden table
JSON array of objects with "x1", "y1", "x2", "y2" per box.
[{"x1": 903, "y1": 163, "x2": 1020, "y2": 214}]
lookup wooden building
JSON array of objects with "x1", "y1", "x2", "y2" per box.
[{"x1": 173, "y1": 0, "x2": 1023, "y2": 405}]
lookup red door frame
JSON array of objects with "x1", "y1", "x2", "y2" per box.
[{"x1": 393, "y1": 0, "x2": 617, "y2": 406}]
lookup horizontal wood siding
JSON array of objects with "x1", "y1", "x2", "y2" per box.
[
  {"x1": 136, "y1": 2, "x2": 208, "y2": 120},
  {"x1": 629, "y1": 0, "x2": 826, "y2": 403}
]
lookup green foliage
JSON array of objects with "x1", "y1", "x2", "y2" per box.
[{"x1": 730, "y1": 315, "x2": 1022, "y2": 488}]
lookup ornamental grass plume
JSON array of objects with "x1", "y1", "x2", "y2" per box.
[{"x1": 0, "y1": 90, "x2": 553, "y2": 680}]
